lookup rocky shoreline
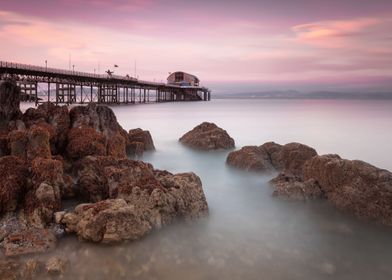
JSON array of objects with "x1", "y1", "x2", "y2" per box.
[{"x1": 0, "y1": 80, "x2": 209, "y2": 278}]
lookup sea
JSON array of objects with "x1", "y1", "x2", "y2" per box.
[{"x1": 25, "y1": 99, "x2": 392, "y2": 280}]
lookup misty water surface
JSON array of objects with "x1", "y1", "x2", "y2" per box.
[{"x1": 31, "y1": 99, "x2": 392, "y2": 280}]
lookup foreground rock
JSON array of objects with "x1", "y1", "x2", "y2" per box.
[
  {"x1": 302, "y1": 155, "x2": 392, "y2": 225},
  {"x1": 226, "y1": 142, "x2": 317, "y2": 174},
  {"x1": 180, "y1": 122, "x2": 235, "y2": 150},
  {"x1": 61, "y1": 159, "x2": 209, "y2": 243}
]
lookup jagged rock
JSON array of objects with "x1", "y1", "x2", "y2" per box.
[
  {"x1": 46, "y1": 256, "x2": 68, "y2": 275},
  {"x1": 302, "y1": 155, "x2": 392, "y2": 225},
  {"x1": 63, "y1": 199, "x2": 152, "y2": 243},
  {"x1": 126, "y1": 141, "x2": 144, "y2": 157},
  {"x1": 128, "y1": 128, "x2": 155, "y2": 151},
  {"x1": 180, "y1": 122, "x2": 235, "y2": 150},
  {"x1": 66, "y1": 126, "x2": 106, "y2": 159},
  {"x1": 2, "y1": 228, "x2": 57, "y2": 256},
  {"x1": 0, "y1": 156, "x2": 28, "y2": 214},
  {"x1": 0, "y1": 80, "x2": 22, "y2": 131},
  {"x1": 63, "y1": 158, "x2": 209, "y2": 243}
]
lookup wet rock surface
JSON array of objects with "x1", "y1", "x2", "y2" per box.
[{"x1": 180, "y1": 122, "x2": 235, "y2": 150}]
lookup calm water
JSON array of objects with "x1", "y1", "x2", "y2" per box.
[{"x1": 35, "y1": 99, "x2": 392, "y2": 279}]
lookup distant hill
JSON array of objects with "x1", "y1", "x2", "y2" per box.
[{"x1": 214, "y1": 91, "x2": 392, "y2": 100}]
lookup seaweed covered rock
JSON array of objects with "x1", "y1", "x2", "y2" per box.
[
  {"x1": 0, "y1": 156, "x2": 29, "y2": 214},
  {"x1": 180, "y1": 122, "x2": 235, "y2": 150},
  {"x1": 66, "y1": 126, "x2": 106, "y2": 159},
  {"x1": 26, "y1": 125, "x2": 52, "y2": 160}
]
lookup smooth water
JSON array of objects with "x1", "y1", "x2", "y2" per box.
[{"x1": 47, "y1": 99, "x2": 392, "y2": 279}]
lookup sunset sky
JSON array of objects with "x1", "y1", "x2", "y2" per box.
[{"x1": 0, "y1": 0, "x2": 391, "y2": 94}]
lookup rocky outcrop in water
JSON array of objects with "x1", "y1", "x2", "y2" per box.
[
  {"x1": 180, "y1": 122, "x2": 235, "y2": 150},
  {"x1": 226, "y1": 142, "x2": 317, "y2": 174},
  {"x1": 0, "y1": 84, "x2": 208, "y2": 256}
]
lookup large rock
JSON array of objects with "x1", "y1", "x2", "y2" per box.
[
  {"x1": 2, "y1": 228, "x2": 57, "y2": 256},
  {"x1": 0, "y1": 80, "x2": 22, "y2": 131},
  {"x1": 226, "y1": 142, "x2": 282, "y2": 172},
  {"x1": 303, "y1": 155, "x2": 392, "y2": 225},
  {"x1": 226, "y1": 142, "x2": 316, "y2": 174},
  {"x1": 62, "y1": 157, "x2": 209, "y2": 243},
  {"x1": 62, "y1": 199, "x2": 152, "y2": 243},
  {"x1": 26, "y1": 125, "x2": 52, "y2": 160},
  {"x1": 180, "y1": 122, "x2": 235, "y2": 150}
]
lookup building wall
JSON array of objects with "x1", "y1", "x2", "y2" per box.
[{"x1": 167, "y1": 72, "x2": 199, "y2": 86}]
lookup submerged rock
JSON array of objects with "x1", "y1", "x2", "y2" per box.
[
  {"x1": 180, "y1": 122, "x2": 235, "y2": 150},
  {"x1": 2, "y1": 228, "x2": 57, "y2": 256}
]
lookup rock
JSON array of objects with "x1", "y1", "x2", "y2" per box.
[
  {"x1": 302, "y1": 154, "x2": 392, "y2": 225},
  {"x1": 107, "y1": 132, "x2": 127, "y2": 158},
  {"x1": 0, "y1": 156, "x2": 28, "y2": 214},
  {"x1": 54, "y1": 211, "x2": 66, "y2": 224},
  {"x1": 22, "y1": 259, "x2": 42, "y2": 279},
  {"x1": 9, "y1": 130, "x2": 27, "y2": 158},
  {"x1": 128, "y1": 128, "x2": 155, "y2": 151},
  {"x1": 2, "y1": 228, "x2": 57, "y2": 256},
  {"x1": 64, "y1": 158, "x2": 209, "y2": 242},
  {"x1": 46, "y1": 256, "x2": 68, "y2": 275},
  {"x1": 279, "y1": 142, "x2": 317, "y2": 175},
  {"x1": 270, "y1": 172, "x2": 323, "y2": 201},
  {"x1": 126, "y1": 141, "x2": 144, "y2": 158},
  {"x1": 0, "y1": 80, "x2": 22, "y2": 131},
  {"x1": 24, "y1": 158, "x2": 63, "y2": 226},
  {"x1": 63, "y1": 199, "x2": 152, "y2": 243},
  {"x1": 26, "y1": 125, "x2": 51, "y2": 160},
  {"x1": 179, "y1": 122, "x2": 235, "y2": 150},
  {"x1": 226, "y1": 144, "x2": 279, "y2": 172},
  {"x1": 66, "y1": 126, "x2": 106, "y2": 159},
  {"x1": 0, "y1": 132, "x2": 9, "y2": 156},
  {"x1": 226, "y1": 142, "x2": 316, "y2": 174}
]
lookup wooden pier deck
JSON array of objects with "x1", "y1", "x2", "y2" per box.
[{"x1": 0, "y1": 61, "x2": 211, "y2": 105}]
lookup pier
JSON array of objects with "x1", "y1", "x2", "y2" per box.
[{"x1": 0, "y1": 61, "x2": 211, "y2": 105}]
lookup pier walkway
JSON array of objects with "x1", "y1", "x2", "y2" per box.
[{"x1": 0, "y1": 61, "x2": 211, "y2": 105}]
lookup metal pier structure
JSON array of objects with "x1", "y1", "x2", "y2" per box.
[{"x1": 0, "y1": 61, "x2": 211, "y2": 105}]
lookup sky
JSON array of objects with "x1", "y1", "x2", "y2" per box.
[{"x1": 0, "y1": 0, "x2": 391, "y2": 94}]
